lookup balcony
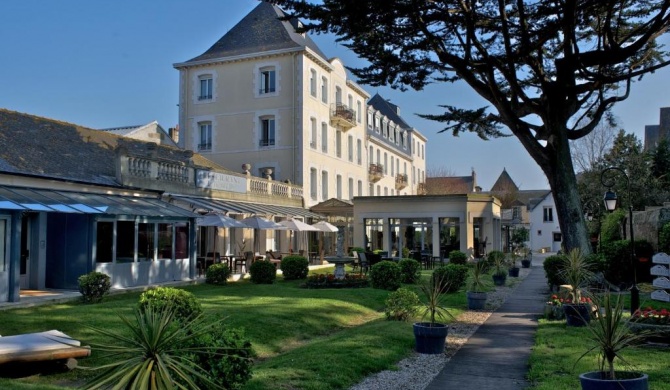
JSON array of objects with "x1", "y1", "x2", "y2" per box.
[
  {"x1": 368, "y1": 163, "x2": 384, "y2": 182},
  {"x1": 395, "y1": 173, "x2": 408, "y2": 190},
  {"x1": 417, "y1": 182, "x2": 427, "y2": 195},
  {"x1": 330, "y1": 103, "x2": 356, "y2": 130}
]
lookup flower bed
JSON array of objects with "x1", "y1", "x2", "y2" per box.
[
  {"x1": 629, "y1": 306, "x2": 670, "y2": 343},
  {"x1": 302, "y1": 273, "x2": 369, "y2": 289},
  {"x1": 544, "y1": 294, "x2": 565, "y2": 320}
]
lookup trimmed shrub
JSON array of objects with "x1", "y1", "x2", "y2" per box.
[
  {"x1": 138, "y1": 287, "x2": 202, "y2": 323},
  {"x1": 398, "y1": 258, "x2": 421, "y2": 284},
  {"x1": 659, "y1": 221, "x2": 670, "y2": 254},
  {"x1": 384, "y1": 287, "x2": 420, "y2": 321},
  {"x1": 432, "y1": 264, "x2": 469, "y2": 293},
  {"x1": 206, "y1": 263, "x2": 231, "y2": 285},
  {"x1": 369, "y1": 260, "x2": 402, "y2": 290},
  {"x1": 600, "y1": 209, "x2": 626, "y2": 244},
  {"x1": 249, "y1": 260, "x2": 277, "y2": 284},
  {"x1": 280, "y1": 255, "x2": 309, "y2": 280},
  {"x1": 184, "y1": 318, "x2": 255, "y2": 390},
  {"x1": 77, "y1": 271, "x2": 111, "y2": 303},
  {"x1": 448, "y1": 250, "x2": 467, "y2": 265},
  {"x1": 600, "y1": 240, "x2": 633, "y2": 287},
  {"x1": 543, "y1": 255, "x2": 565, "y2": 290}
]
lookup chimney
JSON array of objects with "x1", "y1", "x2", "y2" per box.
[{"x1": 168, "y1": 124, "x2": 180, "y2": 143}]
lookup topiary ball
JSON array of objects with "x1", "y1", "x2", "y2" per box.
[
  {"x1": 77, "y1": 271, "x2": 111, "y2": 303},
  {"x1": 206, "y1": 263, "x2": 231, "y2": 285},
  {"x1": 398, "y1": 258, "x2": 421, "y2": 284},
  {"x1": 280, "y1": 255, "x2": 309, "y2": 280},
  {"x1": 249, "y1": 260, "x2": 277, "y2": 284},
  {"x1": 138, "y1": 287, "x2": 202, "y2": 323},
  {"x1": 369, "y1": 260, "x2": 402, "y2": 290}
]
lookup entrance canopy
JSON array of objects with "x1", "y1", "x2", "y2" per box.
[
  {"x1": 0, "y1": 185, "x2": 196, "y2": 217},
  {"x1": 174, "y1": 195, "x2": 322, "y2": 219}
]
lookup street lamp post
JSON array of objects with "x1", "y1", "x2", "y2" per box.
[
  {"x1": 582, "y1": 199, "x2": 601, "y2": 253},
  {"x1": 600, "y1": 166, "x2": 639, "y2": 315}
]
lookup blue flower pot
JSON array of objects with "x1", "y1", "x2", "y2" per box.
[
  {"x1": 563, "y1": 303, "x2": 591, "y2": 327},
  {"x1": 579, "y1": 371, "x2": 648, "y2": 390},
  {"x1": 413, "y1": 322, "x2": 448, "y2": 354}
]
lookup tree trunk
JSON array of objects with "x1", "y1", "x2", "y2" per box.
[{"x1": 540, "y1": 131, "x2": 592, "y2": 256}]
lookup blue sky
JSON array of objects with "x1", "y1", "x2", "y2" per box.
[{"x1": 1, "y1": 0, "x2": 668, "y2": 191}]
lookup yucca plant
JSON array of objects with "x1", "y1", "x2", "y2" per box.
[
  {"x1": 576, "y1": 293, "x2": 652, "y2": 381},
  {"x1": 559, "y1": 248, "x2": 595, "y2": 303},
  {"x1": 418, "y1": 273, "x2": 455, "y2": 326},
  {"x1": 81, "y1": 306, "x2": 226, "y2": 390}
]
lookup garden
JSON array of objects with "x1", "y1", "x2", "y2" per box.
[{"x1": 0, "y1": 252, "x2": 513, "y2": 390}]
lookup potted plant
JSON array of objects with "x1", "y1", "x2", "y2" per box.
[
  {"x1": 577, "y1": 293, "x2": 651, "y2": 389},
  {"x1": 560, "y1": 248, "x2": 595, "y2": 327},
  {"x1": 520, "y1": 246, "x2": 532, "y2": 268},
  {"x1": 490, "y1": 251, "x2": 507, "y2": 286},
  {"x1": 508, "y1": 251, "x2": 520, "y2": 277},
  {"x1": 413, "y1": 273, "x2": 454, "y2": 354},
  {"x1": 466, "y1": 260, "x2": 487, "y2": 310}
]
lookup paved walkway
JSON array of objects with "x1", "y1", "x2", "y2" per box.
[{"x1": 425, "y1": 254, "x2": 550, "y2": 390}]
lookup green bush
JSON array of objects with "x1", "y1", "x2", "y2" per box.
[
  {"x1": 600, "y1": 209, "x2": 626, "y2": 244},
  {"x1": 184, "y1": 317, "x2": 255, "y2": 390},
  {"x1": 369, "y1": 261, "x2": 402, "y2": 290},
  {"x1": 448, "y1": 250, "x2": 468, "y2": 265},
  {"x1": 249, "y1": 260, "x2": 277, "y2": 284},
  {"x1": 585, "y1": 252, "x2": 607, "y2": 274},
  {"x1": 398, "y1": 258, "x2": 421, "y2": 284},
  {"x1": 206, "y1": 263, "x2": 231, "y2": 285},
  {"x1": 659, "y1": 221, "x2": 670, "y2": 253},
  {"x1": 280, "y1": 255, "x2": 309, "y2": 280},
  {"x1": 543, "y1": 255, "x2": 565, "y2": 290},
  {"x1": 600, "y1": 240, "x2": 633, "y2": 287},
  {"x1": 138, "y1": 287, "x2": 202, "y2": 323},
  {"x1": 484, "y1": 250, "x2": 505, "y2": 271},
  {"x1": 432, "y1": 264, "x2": 469, "y2": 293},
  {"x1": 384, "y1": 287, "x2": 420, "y2": 321},
  {"x1": 77, "y1": 271, "x2": 111, "y2": 303}
]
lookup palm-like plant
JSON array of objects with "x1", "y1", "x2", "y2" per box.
[
  {"x1": 577, "y1": 293, "x2": 652, "y2": 380},
  {"x1": 469, "y1": 260, "x2": 487, "y2": 293},
  {"x1": 82, "y1": 306, "x2": 225, "y2": 390},
  {"x1": 560, "y1": 248, "x2": 595, "y2": 303},
  {"x1": 418, "y1": 273, "x2": 455, "y2": 326}
]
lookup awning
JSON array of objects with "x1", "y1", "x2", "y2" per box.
[
  {"x1": 173, "y1": 195, "x2": 323, "y2": 219},
  {"x1": 0, "y1": 185, "x2": 196, "y2": 217}
]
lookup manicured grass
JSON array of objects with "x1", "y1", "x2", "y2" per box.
[
  {"x1": 0, "y1": 267, "x2": 470, "y2": 390},
  {"x1": 529, "y1": 305, "x2": 670, "y2": 389}
]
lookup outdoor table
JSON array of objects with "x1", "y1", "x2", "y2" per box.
[{"x1": 324, "y1": 256, "x2": 356, "y2": 279}]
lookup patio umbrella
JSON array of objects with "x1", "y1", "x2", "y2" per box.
[
  {"x1": 279, "y1": 218, "x2": 320, "y2": 253},
  {"x1": 196, "y1": 214, "x2": 247, "y2": 260},
  {"x1": 311, "y1": 221, "x2": 339, "y2": 263},
  {"x1": 240, "y1": 216, "x2": 288, "y2": 253}
]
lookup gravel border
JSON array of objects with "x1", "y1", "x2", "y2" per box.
[{"x1": 349, "y1": 268, "x2": 532, "y2": 390}]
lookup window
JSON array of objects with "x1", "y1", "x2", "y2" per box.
[
  {"x1": 376, "y1": 149, "x2": 380, "y2": 167},
  {"x1": 367, "y1": 112, "x2": 373, "y2": 130},
  {"x1": 321, "y1": 122, "x2": 328, "y2": 152},
  {"x1": 512, "y1": 207, "x2": 521, "y2": 221},
  {"x1": 336, "y1": 130, "x2": 342, "y2": 158},
  {"x1": 310, "y1": 168, "x2": 317, "y2": 200},
  {"x1": 310, "y1": 69, "x2": 317, "y2": 97},
  {"x1": 348, "y1": 94, "x2": 353, "y2": 110},
  {"x1": 390, "y1": 156, "x2": 394, "y2": 176},
  {"x1": 537, "y1": 230, "x2": 542, "y2": 236},
  {"x1": 395, "y1": 128, "x2": 400, "y2": 145},
  {"x1": 348, "y1": 178, "x2": 354, "y2": 199},
  {"x1": 310, "y1": 118, "x2": 317, "y2": 149},
  {"x1": 96, "y1": 221, "x2": 113, "y2": 263},
  {"x1": 138, "y1": 223, "x2": 155, "y2": 262},
  {"x1": 198, "y1": 122, "x2": 212, "y2": 151},
  {"x1": 336, "y1": 174, "x2": 342, "y2": 199},
  {"x1": 348, "y1": 135, "x2": 353, "y2": 161},
  {"x1": 357, "y1": 101, "x2": 362, "y2": 123},
  {"x1": 358, "y1": 180, "x2": 363, "y2": 196},
  {"x1": 543, "y1": 207, "x2": 554, "y2": 222},
  {"x1": 389, "y1": 125, "x2": 395, "y2": 142},
  {"x1": 384, "y1": 153, "x2": 388, "y2": 174},
  {"x1": 384, "y1": 187, "x2": 388, "y2": 196},
  {"x1": 321, "y1": 76, "x2": 328, "y2": 103},
  {"x1": 369, "y1": 183, "x2": 374, "y2": 195},
  {"x1": 357, "y1": 139, "x2": 362, "y2": 164},
  {"x1": 322, "y1": 171, "x2": 328, "y2": 199},
  {"x1": 198, "y1": 75, "x2": 212, "y2": 100},
  {"x1": 260, "y1": 117, "x2": 275, "y2": 147},
  {"x1": 369, "y1": 146, "x2": 374, "y2": 163},
  {"x1": 374, "y1": 116, "x2": 380, "y2": 133},
  {"x1": 402, "y1": 132, "x2": 407, "y2": 148},
  {"x1": 158, "y1": 223, "x2": 173, "y2": 260},
  {"x1": 259, "y1": 67, "x2": 276, "y2": 94},
  {"x1": 403, "y1": 162, "x2": 407, "y2": 174},
  {"x1": 421, "y1": 144, "x2": 425, "y2": 159},
  {"x1": 376, "y1": 185, "x2": 380, "y2": 196},
  {"x1": 335, "y1": 86, "x2": 342, "y2": 104},
  {"x1": 382, "y1": 121, "x2": 388, "y2": 138}
]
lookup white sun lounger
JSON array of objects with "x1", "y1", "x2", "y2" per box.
[{"x1": 0, "y1": 330, "x2": 90, "y2": 369}]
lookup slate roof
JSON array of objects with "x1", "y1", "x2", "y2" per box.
[
  {"x1": 180, "y1": 2, "x2": 329, "y2": 65},
  {"x1": 425, "y1": 176, "x2": 476, "y2": 195},
  {"x1": 0, "y1": 109, "x2": 224, "y2": 187},
  {"x1": 368, "y1": 93, "x2": 412, "y2": 130},
  {"x1": 490, "y1": 168, "x2": 519, "y2": 192}
]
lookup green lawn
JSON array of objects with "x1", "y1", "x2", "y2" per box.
[
  {"x1": 0, "y1": 267, "x2": 470, "y2": 390},
  {"x1": 528, "y1": 291, "x2": 670, "y2": 389}
]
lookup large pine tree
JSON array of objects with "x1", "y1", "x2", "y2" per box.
[{"x1": 271, "y1": 0, "x2": 670, "y2": 252}]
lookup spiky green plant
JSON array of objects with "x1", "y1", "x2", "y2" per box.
[
  {"x1": 418, "y1": 273, "x2": 455, "y2": 326},
  {"x1": 468, "y1": 260, "x2": 487, "y2": 293},
  {"x1": 81, "y1": 306, "x2": 226, "y2": 390},
  {"x1": 576, "y1": 293, "x2": 652, "y2": 380},
  {"x1": 559, "y1": 248, "x2": 595, "y2": 302}
]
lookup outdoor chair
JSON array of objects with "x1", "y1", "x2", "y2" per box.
[
  {"x1": 351, "y1": 251, "x2": 359, "y2": 273},
  {"x1": 357, "y1": 252, "x2": 369, "y2": 275}
]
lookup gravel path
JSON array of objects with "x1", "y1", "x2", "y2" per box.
[{"x1": 349, "y1": 267, "x2": 532, "y2": 390}]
